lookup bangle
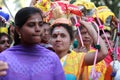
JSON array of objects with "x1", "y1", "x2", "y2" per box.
[
  {"x1": 94, "y1": 45, "x2": 101, "y2": 50},
  {"x1": 111, "y1": 71, "x2": 116, "y2": 77}
]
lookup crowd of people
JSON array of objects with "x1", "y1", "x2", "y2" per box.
[{"x1": 0, "y1": 0, "x2": 120, "y2": 80}]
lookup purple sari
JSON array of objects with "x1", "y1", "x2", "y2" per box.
[{"x1": 0, "y1": 44, "x2": 65, "y2": 80}]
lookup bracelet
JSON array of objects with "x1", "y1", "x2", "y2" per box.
[
  {"x1": 94, "y1": 44, "x2": 101, "y2": 50},
  {"x1": 111, "y1": 71, "x2": 116, "y2": 77}
]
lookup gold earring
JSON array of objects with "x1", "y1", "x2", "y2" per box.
[{"x1": 19, "y1": 34, "x2": 21, "y2": 39}]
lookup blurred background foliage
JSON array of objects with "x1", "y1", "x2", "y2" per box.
[{"x1": 91, "y1": 0, "x2": 120, "y2": 18}]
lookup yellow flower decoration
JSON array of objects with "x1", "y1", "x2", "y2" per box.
[
  {"x1": 34, "y1": 0, "x2": 51, "y2": 12},
  {"x1": 93, "y1": 6, "x2": 115, "y2": 24}
]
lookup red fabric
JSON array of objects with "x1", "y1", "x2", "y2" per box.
[
  {"x1": 104, "y1": 49, "x2": 113, "y2": 66},
  {"x1": 104, "y1": 47, "x2": 120, "y2": 66},
  {"x1": 104, "y1": 65, "x2": 112, "y2": 80},
  {"x1": 118, "y1": 47, "x2": 120, "y2": 60},
  {"x1": 51, "y1": 1, "x2": 82, "y2": 16}
]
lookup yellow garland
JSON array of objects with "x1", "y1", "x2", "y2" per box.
[
  {"x1": 34, "y1": 0, "x2": 51, "y2": 12},
  {"x1": 93, "y1": 6, "x2": 115, "y2": 24},
  {"x1": 0, "y1": 27, "x2": 8, "y2": 34}
]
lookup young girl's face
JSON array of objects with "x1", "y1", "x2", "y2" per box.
[{"x1": 18, "y1": 13, "x2": 43, "y2": 45}]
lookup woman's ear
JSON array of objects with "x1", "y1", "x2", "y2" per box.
[
  {"x1": 70, "y1": 40, "x2": 74, "y2": 45},
  {"x1": 15, "y1": 27, "x2": 21, "y2": 35}
]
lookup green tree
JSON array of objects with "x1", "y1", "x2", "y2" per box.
[{"x1": 91, "y1": 0, "x2": 120, "y2": 17}]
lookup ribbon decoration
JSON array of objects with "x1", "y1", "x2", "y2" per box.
[
  {"x1": 86, "y1": 16, "x2": 100, "y2": 80},
  {"x1": 94, "y1": 9, "x2": 113, "y2": 52},
  {"x1": 73, "y1": 15, "x2": 84, "y2": 47},
  {"x1": 88, "y1": 9, "x2": 113, "y2": 79},
  {"x1": 90, "y1": 9, "x2": 115, "y2": 80}
]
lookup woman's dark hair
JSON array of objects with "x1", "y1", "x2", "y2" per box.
[
  {"x1": 50, "y1": 23, "x2": 74, "y2": 41},
  {"x1": 14, "y1": 7, "x2": 43, "y2": 46},
  {"x1": 100, "y1": 30, "x2": 112, "y2": 36},
  {"x1": 94, "y1": 18, "x2": 103, "y2": 25},
  {"x1": 0, "y1": 33, "x2": 12, "y2": 44},
  {"x1": 43, "y1": 22, "x2": 51, "y2": 25},
  {"x1": 75, "y1": 25, "x2": 85, "y2": 36}
]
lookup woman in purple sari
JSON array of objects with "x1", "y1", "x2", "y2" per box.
[{"x1": 0, "y1": 7, "x2": 65, "y2": 80}]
